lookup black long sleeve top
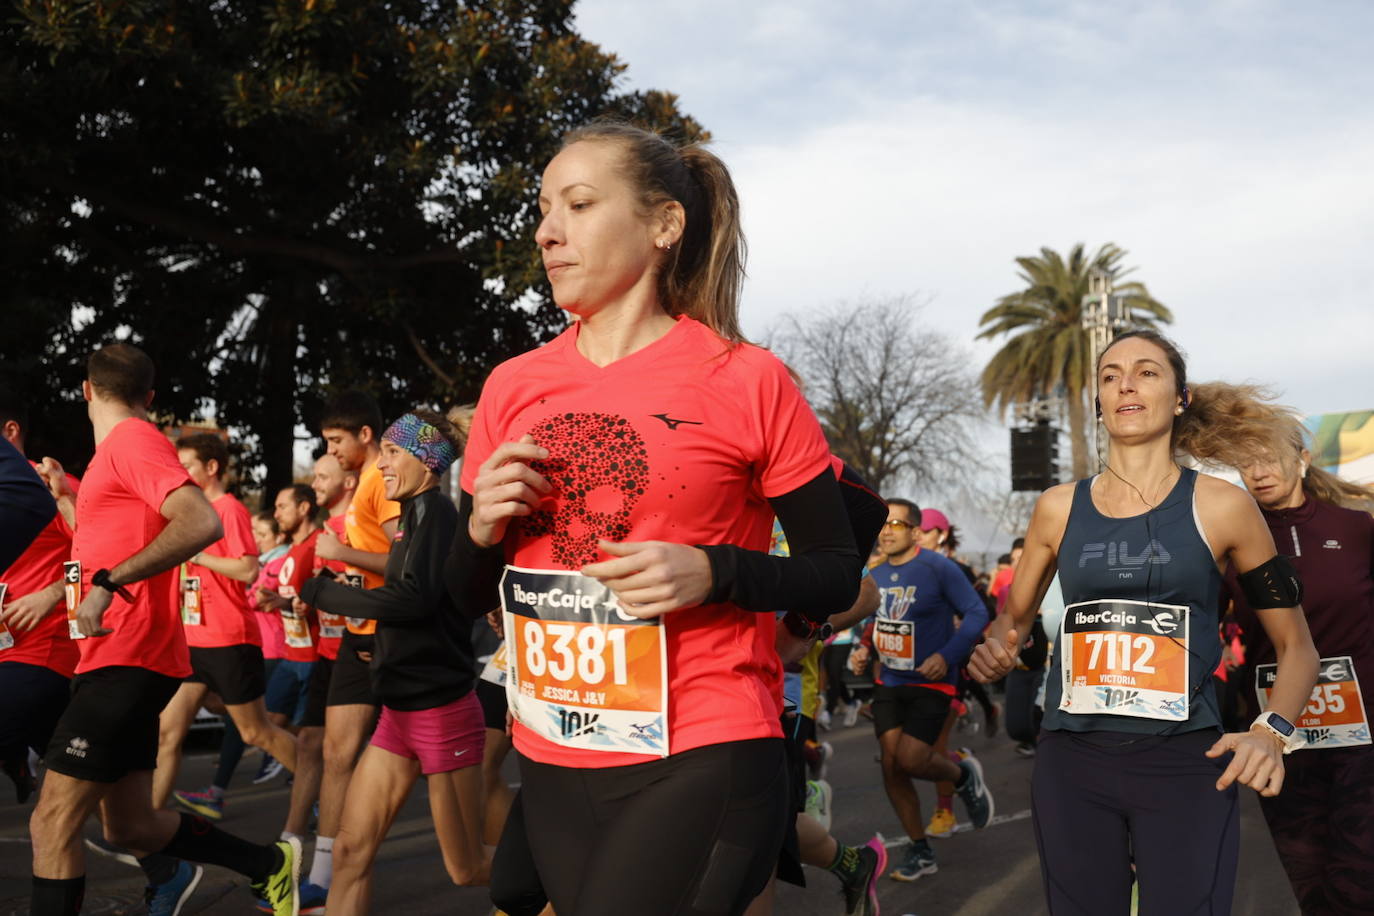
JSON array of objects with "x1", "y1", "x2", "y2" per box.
[
  {"x1": 0, "y1": 438, "x2": 56, "y2": 572},
  {"x1": 301, "y1": 488, "x2": 478, "y2": 711}
]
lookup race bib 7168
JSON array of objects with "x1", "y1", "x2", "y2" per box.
[
  {"x1": 874, "y1": 618, "x2": 915, "y2": 671},
  {"x1": 501, "y1": 566, "x2": 667, "y2": 756},
  {"x1": 1059, "y1": 599, "x2": 1190, "y2": 721}
]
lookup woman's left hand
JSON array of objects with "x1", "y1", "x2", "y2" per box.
[
  {"x1": 1206, "y1": 728, "x2": 1286, "y2": 796},
  {"x1": 581, "y1": 539, "x2": 713, "y2": 619}
]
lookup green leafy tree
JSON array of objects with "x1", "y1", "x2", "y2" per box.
[
  {"x1": 976, "y1": 243, "x2": 1172, "y2": 479},
  {"x1": 0, "y1": 0, "x2": 704, "y2": 495}
]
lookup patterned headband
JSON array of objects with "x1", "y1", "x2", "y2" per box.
[{"x1": 382, "y1": 413, "x2": 458, "y2": 475}]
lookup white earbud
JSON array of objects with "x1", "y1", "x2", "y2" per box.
[{"x1": 1300, "y1": 461, "x2": 1309, "y2": 477}]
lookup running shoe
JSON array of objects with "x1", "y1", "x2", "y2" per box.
[
  {"x1": 890, "y1": 840, "x2": 937, "y2": 882},
  {"x1": 85, "y1": 835, "x2": 140, "y2": 868},
  {"x1": 144, "y1": 860, "x2": 203, "y2": 916},
  {"x1": 925, "y1": 807, "x2": 956, "y2": 839},
  {"x1": 842, "y1": 700, "x2": 861, "y2": 728},
  {"x1": 817, "y1": 706, "x2": 832, "y2": 730},
  {"x1": 804, "y1": 779, "x2": 833, "y2": 831},
  {"x1": 841, "y1": 836, "x2": 888, "y2": 915},
  {"x1": 808, "y1": 741, "x2": 834, "y2": 781},
  {"x1": 297, "y1": 879, "x2": 329, "y2": 915},
  {"x1": 253, "y1": 755, "x2": 285, "y2": 785},
  {"x1": 172, "y1": 787, "x2": 224, "y2": 821},
  {"x1": 955, "y1": 752, "x2": 994, "y2": 829},
  {"x1": 1015, "y1": 741, "x2": 1037, "y2": 758},
  {"x1": 250, "y1": 836, "x2": 301, "y2": 916}
]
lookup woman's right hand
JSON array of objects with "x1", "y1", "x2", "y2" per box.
[
  {"x1": 469, "y1": 435, "x2": 551, "y2": 548},
  {"x1": 968, "y1": 627, "x2": 1020, "y2": 683}
]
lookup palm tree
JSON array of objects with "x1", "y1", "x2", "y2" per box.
[{"x1": 977, "y1": 243, "x2": 1172, "y2": 479}]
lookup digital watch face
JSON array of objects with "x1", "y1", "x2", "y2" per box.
[{"x1": 1267, "y1": 713, "x2": 1295, "y2": 736}]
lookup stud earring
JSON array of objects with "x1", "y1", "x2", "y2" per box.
[{"x1": 1175, "y1": 407, "x2": 1183, "y2": 415}]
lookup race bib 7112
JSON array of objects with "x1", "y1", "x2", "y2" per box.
[
  {"x1": 501, "y1": 566, "x2": 667, "y2": 757},
  {"x1": 1059, "y1": 599, "x2": 1190, "y2": 721}
]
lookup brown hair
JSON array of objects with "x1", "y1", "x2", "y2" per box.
[
  {"x1": 177, "y1": 433, "x2": 231, "y2": 477},
  {"x1": 410, "y1": 407, "x2": 463, "y2": 456},
  {"x1": 445, "y1": 404, "x2": 475, "y2": 447},
  {"x1": 563, "y1": 122, "x2": 747, "y2": 343},
  {"x1": 87, "y1": 343, "x2": 155, "y2": 406},
  {"x1": 1171, "y1": 381, "x2": 1374, "y2": 510}
]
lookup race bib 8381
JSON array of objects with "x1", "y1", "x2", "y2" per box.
[
  {"x1": 501, "y1": 566, "x2": 667, "y2": 757},
  {"x1": 1060, "y1": 599, "x2": 1190, "y2": 721}
]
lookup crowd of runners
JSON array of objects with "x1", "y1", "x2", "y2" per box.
[{"x1": 1, "y1": 122, "x2": 1371, "y2": 916}]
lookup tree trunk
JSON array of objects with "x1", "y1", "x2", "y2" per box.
[
  {"x1": 1067, "y1": 386, "x2": 1092, "y2": 479},
  {"x1": 259, "y1": 308, "x2": 299, "y2": 506}
]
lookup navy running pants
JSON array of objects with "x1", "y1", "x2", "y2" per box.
[{"x1": 1031, "y1": 729, "x2": 1239, "y2": 915}]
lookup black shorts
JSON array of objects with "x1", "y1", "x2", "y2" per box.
[
  {"x1": 186, "y1": 644, "x2": 266, "y2": 705},
  {"x1": 326, "y1": 632, "x2": 377, "y2": 708},
  {"x1": 872, "y1": 684, "x2": 952, "y2": 745},
  {"x1": 44, "y1": 666, "x2": 180, "y2": 783},
  {"x1": 0, "y1": 661, "x2": 70, "y2": 759},
  {"x1": 514, "y1": 738, "x2": 787, "y2": 915},
  {"x1": 301, "y1": 656, "x2": 333, "y2": 728},
  {"x1": 777, "y1": 714, "x2": 812, "y2": 887},
  {"x1": 476, "y1": 678, "x2": 508, "y2": 731}
]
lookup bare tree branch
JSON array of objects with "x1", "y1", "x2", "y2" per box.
[{"x1": 769, "y1": 295, "x2": 992, "y2": 495}]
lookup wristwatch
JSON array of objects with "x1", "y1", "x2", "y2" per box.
[
  {"x1": 91, "y1": 568, "x2": 134, "y2": 601},
  {"x1": 781, "y1": 611, "x2": 832, "y2": 642},
  {"x1": 1251, "y1": 711, "x2": 1306, "y2": 754}
]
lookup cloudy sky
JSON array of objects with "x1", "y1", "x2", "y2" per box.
[{"x1": 573, "y1": 0, "x2": 1373, "y2": 428}]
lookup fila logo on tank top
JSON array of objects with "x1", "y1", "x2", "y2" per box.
[{"x1": 1046, "y1": 468, "x2": 1225, "y2": 734}]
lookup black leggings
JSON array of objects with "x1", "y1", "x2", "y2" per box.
[
  {"x1": 496, "y1": 738, "x2": 788, "y2": 916},
  {"x1": 821, "y1": 644, "x2": 853, "y2": 711},
  {"x1": 1031, "y1": 729, "x2": 1238, "y2": 915}
]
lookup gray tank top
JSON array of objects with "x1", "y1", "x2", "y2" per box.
[{"x1": 1043, "y1": 468, "x2": 1223, "y2": 734}]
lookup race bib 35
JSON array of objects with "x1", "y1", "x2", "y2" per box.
[{"x1": 1256, "y1": 656, "x2": 1370, "y2": 749}]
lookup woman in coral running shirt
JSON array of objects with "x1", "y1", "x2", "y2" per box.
[{"x1": 447, "y1": 123, "x2": 862, "y2": 916}]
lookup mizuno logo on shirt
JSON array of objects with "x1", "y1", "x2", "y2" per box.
[{"x1": 649, "y1": 413, "x2": 703, "y2": 431}]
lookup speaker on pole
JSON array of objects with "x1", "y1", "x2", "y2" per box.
[{"x1": 1010, "y1": 423, "x2": 1059, "y2": 492}]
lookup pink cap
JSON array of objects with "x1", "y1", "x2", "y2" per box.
[{"x1": 920, "y1": 508, "x2": 950, "y2": 532}]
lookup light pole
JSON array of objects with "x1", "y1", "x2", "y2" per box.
[{"x1": 1081, "y1": 268, "x2": 1132, "y2": 470}]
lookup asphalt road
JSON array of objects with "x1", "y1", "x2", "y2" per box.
[{"x1": 1, "y1": 708, "x2": 1302, "y2": 915}]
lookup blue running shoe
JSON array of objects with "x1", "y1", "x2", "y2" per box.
[
  {"x1": 144, "y1": 860, "x2": 203, "y2": 916},
  {"x1": 955, "y1": 750, "x2": 994, "y2": 829},
  {"x1": 298, "y1": 879, "x2": 329, "y2": 915},
  {"x1": 890, "y1": 839, "x2": 937, "y2": 882}
]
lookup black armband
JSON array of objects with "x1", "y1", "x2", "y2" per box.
[{"x1": 1237, "y1": 555, "x2": 1303, "y2": 609}]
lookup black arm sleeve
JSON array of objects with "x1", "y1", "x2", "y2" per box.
[
  {"x1": 698, "y1": 469, "x2": 862, "y2": 622},
  {"x1": 301, "y1": 495, "x2": 456, "y2": 623},
  {"x1": 443, "y1": 489, "x2": 506, "y2": 619},
  {"x1": 0, "y1": 438, "x2": 55, "y2": 571}
]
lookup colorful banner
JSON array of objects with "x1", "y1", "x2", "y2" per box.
[{"x1": 1305, "y1": 410, "x2": 1374, "y2": 485}]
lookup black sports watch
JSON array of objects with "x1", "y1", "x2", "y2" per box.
[
  {"x1": 92, "y1": 568, "x2": 134, "y2": 601},
  {"x1": 781, "y1": 611, "x2": 832, "y2": 642}
]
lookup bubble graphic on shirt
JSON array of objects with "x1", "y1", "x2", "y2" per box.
[{"x1": 522, "y1": 412, "x2": 650, "y2": 567}]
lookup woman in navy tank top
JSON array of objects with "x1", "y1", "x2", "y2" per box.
[{"x1": 969, "y1": 330, "x2": 1319, "y2": 916}]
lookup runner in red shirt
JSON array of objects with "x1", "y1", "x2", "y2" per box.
[
  {"x1": 448, "y1": 124, "x2": 863, "y2": 915},
  {"x1": 26, "y1": 344, "x2": 299, "y2": 916},
  {"x1": 299, "y1": 393, "x2": 398, "y2": 910},
  {"x1": 291, "y1": 452, "x2": 355, "y2": 908},
  {"x1": 151, "y1": 434, "x2": 298, "y2": 811},
  {"x1": 267, "y1": 484, "x2": 324, "y2": 842},
  {"x1": 0, "y1": 397, "x2": 78, "y2": 803}
]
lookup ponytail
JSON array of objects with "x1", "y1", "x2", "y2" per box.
[{"x1": 563, "y1": 122, "x2": 748, "y2": 343}]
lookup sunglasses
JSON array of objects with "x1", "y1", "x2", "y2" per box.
[{"x1": 883, "y1": 519, "x2": 915, "y2": 530}]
